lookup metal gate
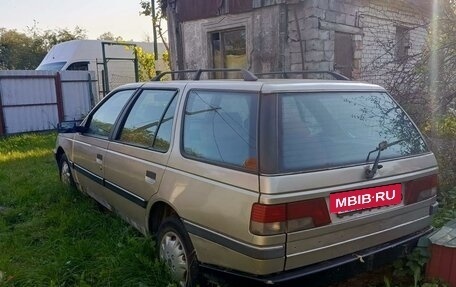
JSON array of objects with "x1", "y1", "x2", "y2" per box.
[{"x1": 100, "y1": 42, "x2": 139, "y2": 97}]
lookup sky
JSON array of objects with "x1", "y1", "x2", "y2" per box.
[{"x1": 0, "y1": 0, "x2": 155, "y2": 42}]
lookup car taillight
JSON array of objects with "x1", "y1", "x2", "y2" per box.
[
  {"x1": 404, "y1": 174, "x2": 438, "y2": 205},
  {"x1": 250, "y1": 198, "x2": 331, "y2": 236}
]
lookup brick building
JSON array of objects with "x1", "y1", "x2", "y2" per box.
[{"x1": 164, "y1": 0, "x2": 431, "y2": 84}]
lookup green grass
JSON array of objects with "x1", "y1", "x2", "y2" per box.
[{"x1": 0, "y1": 133, "x2": 173, "y2": 286}]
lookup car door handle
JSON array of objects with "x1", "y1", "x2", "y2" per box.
[
  {"x1": 96, "y1": 154, "x2": 103, "y2": 165},
  {"x1": 145, "y1": 170, "x2": 156, "y2": 185}
]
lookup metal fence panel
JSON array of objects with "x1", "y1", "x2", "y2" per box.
[
  {"x1": 0, "y1": 70, "x2": 95, "y2": 135},
  {"x1": 3, "y1": 105, "x2": 59, "y2": 134},
  {"x1": 0, "y1": 78, "x2": 56, "y2": 106},
  {"x1": 60, "y1": 71, "x2": 96, "y2": 121}
]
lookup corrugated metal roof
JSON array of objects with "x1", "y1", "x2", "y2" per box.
[
  {"x1": 176, "y1": 0, "x2": 253, "y2": 22},
  {"x1": 177, "y1": 0, "x2": 222, "y2": 22},
  {"x1": 229, "y1": 0, "x2": 253, "y2": 14},
  {"x1": 429, "y1": 219, "x2": 456, "y2": 248}
]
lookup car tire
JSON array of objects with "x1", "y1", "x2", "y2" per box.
[
  {"x1": 59, "y1": 154, "x2": 75, "y2": 187},
  {"x1": 157, "y1": 216, "x2": 199, "y2": 287}
]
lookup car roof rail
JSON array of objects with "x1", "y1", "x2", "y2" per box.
[
  {"x1": 153, "y1": 69, "x2": 347, "y2": 81},
  {"x1": 255, "y1": 70, "x2": 350, "y2": 80},
  {"x1": 192, "y1": 69, "x2": 258, "y2": 81},
  {"x1": 152, "y1": 69, "x2": 200, "y2": 81},
  {"x1": 152, "y1": 68, "x2": 258, "y2": 81}
]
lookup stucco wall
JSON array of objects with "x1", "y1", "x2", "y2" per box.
[{"x1": 180, "y1": 4, "x2": 283, "y2": 76}]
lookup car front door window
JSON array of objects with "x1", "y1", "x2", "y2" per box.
[{"x1": 86, "y1": 90, "x2": 135, "y2": 138}]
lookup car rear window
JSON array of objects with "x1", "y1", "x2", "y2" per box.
[{"x1": 260, "y1": 91, "x2": 428, "y2": 174}]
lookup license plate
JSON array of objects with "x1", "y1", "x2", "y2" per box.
[{"x1": 329, "y1": 184, "x2": 402, "y2": 214}]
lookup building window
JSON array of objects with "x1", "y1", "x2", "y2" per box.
[
  {"x1": 395, "y1": 26, "x2": 410, "y2": 62},
  {"x1": 211, "y1": 28, "x2": 246, "y2": 79}
]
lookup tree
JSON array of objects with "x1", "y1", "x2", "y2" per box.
[
  {"x1": 139, "y1": 0, "x2": 169, "y2": 53},
  {"x1": 368, "y1": 1, "x2": 456, "y2": 190},
  {"x1": 40, "y1": 26, "x2": 87, "y2": 51},
  {"x1": 98, "y1": 32, "x2": 124, "y2": 41},
  {"x1": 0, "y1": 29, "x2": 46, "y2": 70},
  {"x1": 359, "y1": 1, "x2": 456, "y2": 129},
  {"x1": 0, "y1": 26, "x2": 87, "y2": 70}
]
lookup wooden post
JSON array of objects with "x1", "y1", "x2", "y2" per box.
[
  {"x1": 0, "y1": 86, "x2": 5, "y2": 135},
  {"x1": 54, "y1": 72, "x2": 65, "y2": 122}
]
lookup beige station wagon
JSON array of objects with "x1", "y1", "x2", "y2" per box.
[{"x1": 55, "y1": 70, "x2": 438, "y2": 286}]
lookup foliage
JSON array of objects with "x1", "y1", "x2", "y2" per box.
[
  {"x1": 382, "y1": 247, "x2": 448, "y2": 287},
  {"x1": 0, "y1": 25, "x2": 86, "y2": 70},
  {"x1": 366, "y1": 2, "x2": 456, "y2": 215},
  {"x1": 129, "y1": 46, "x2": 157, "y2": 81},
  {"x1": 140, "y1": 0, "x2": 168, "y2": 17},
  {"x1": 424, "y1": 115, "x2": 456, "y2": 138},
  {"x1": 0, "y1": 28, "x2": 45, "y2": 70},
  {"x1": 162, "y1": 50, "x2": 170, "y2": 69},
  {"x1": 360, "y1": 2, "x2": 456, "y2": 130},
  {"x1": 433, "y1": 186, "x2": 456, "y2": 228},
  {"x1": 97, "y1": 32, "x2": 124, "y2": 41},
  {"x1": 139, "y1": 0, "x2": 170, "y2": 53},
  {"x1": 39, "y1": 26, "x2": 87, "y2": 51},
  {"x1": 0, "y1": 133, "x2": 175, "y2": 286}
]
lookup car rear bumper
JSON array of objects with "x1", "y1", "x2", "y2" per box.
[{"x1": 200, "y1": 226, "x2": 433, "y2": 286}]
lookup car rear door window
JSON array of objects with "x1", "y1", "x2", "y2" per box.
[
  {"x1": 86, "y1": 90, "x2": 135, "y2": 138},
  {"x1": 183, "y1": 90, "x2": 258, "y2": 170},
  {"x1": 118, "y1": 89, "x2": 177, "y2": 151}
]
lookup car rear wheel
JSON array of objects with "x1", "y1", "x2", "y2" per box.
[
  {"x1": 157, "y1": 216, "x2": 199, "y2": 287},
  {"x1": 59, "y1": 154, "x2": 74, "y2": 187}
]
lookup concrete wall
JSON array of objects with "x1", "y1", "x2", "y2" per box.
[
  {"x1": 285, "y1": 0, "x2": 427, "y2": 83},
  {"x1": 175, "y1": 0, "x2": 429, "y2": 85},
  {"x1": 358, "y1": 1, "x2": 428, "y2": 84}
]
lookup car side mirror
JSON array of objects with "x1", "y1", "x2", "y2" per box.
[{"x1": 57, "y1": 120, "x2": 86, "y2": 133}]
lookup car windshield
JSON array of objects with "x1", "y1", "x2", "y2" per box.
[
  {"x1": 261, "y1": 91, "x2": 428, "y2": 173},
  {"x1": 36, "y1": 61, "x2": 66, "y2": 71}
]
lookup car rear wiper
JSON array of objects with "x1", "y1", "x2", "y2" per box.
[{"x1": 365, "y1": 139, "x2": 405, "y2": 179}]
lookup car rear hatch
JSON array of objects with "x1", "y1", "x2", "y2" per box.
[{"x1": 254, "y1": 87, "x2": 438, "y2": 271}]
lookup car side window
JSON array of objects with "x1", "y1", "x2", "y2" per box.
[
  {"x1": 183, "y1": 90, "x2": 258, "y2": 170},
  {"x1": 118, "y1": 89, "x2": 177, "y2": 150},
  {"x1": 153, "y1": 95, "x2": 178, "y2": 152},
  {"x1": 86, "y1": 90, "x2": 135, "y2": 138}
]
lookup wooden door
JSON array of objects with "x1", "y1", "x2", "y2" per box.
[{"x1": 334, "y1": 32, "x2": 354, "y2": 79}]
